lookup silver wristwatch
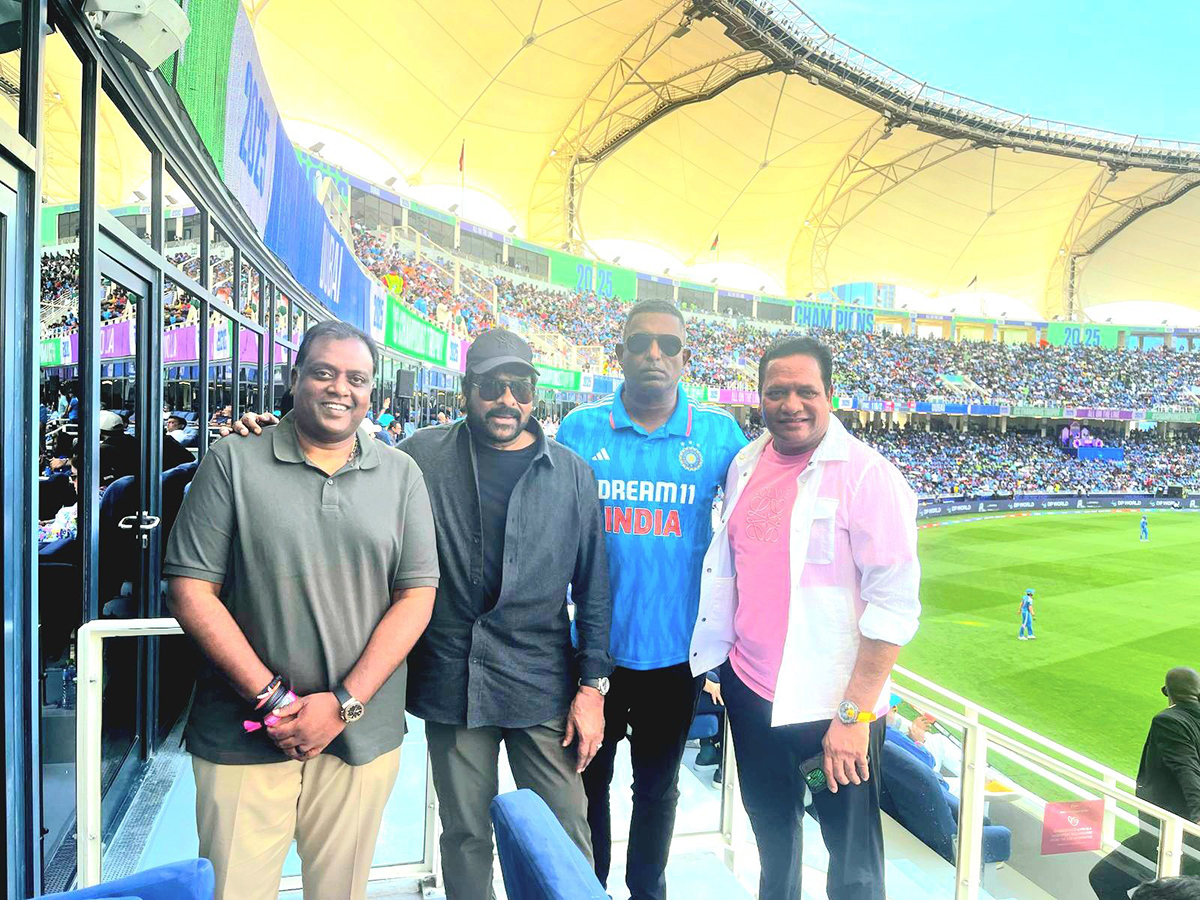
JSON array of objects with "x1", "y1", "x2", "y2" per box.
[
  {"x1": 579, "y1": 677, "x2": 611, "y2": 696},
  {"x1": 333, "y1": 685, "x2": 365, "y2": 724}
]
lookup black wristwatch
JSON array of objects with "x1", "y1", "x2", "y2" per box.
[
  {"x1": 333, "y1": 685, "x2": 365, "y2": 724},
  {"x1": 579, "y1": 677, "x2": 611, "y2": 696}
]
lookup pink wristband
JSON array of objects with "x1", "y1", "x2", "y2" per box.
[{"x1": 243, "y1": 689, "x2": 298, "y2": 733}]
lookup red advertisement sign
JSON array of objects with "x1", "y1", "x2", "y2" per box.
[{"x1": 1041, "y1": 799, "x2": 1105, "y2": 855}]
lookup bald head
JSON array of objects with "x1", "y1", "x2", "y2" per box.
[{"x1": 1165, "y1": 668, "x2": 1200, "y2": 704}]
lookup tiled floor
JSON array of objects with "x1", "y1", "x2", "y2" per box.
[{"x1": 113, "y1": 720, "x2": 1058, "y2": 900}]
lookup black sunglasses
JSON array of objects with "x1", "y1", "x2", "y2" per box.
[
  {"x1": 623, "y1": 332, "x2": 684, "y2": 357},
  {"x1": 474, "y1": 376, "x2": 534, "y2": 404}
]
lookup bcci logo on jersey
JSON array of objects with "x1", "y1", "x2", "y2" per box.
[{"x1": 679, "y1": 442, "x2": 703, "y2": 472}]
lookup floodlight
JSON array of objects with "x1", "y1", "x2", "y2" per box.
[
  {"x1": 385, "y1": 176, "x2": 397, "y2": 187},
  {"x1": 309, "y1": 142, "x2": 325, "y2": 154}
]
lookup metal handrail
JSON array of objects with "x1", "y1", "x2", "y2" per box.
[
  {"x1": 894, "y1": 664, "x2": 1138, "y2": 789},
  {"x1": 76, "y1": 618, "x2": 1196, "y2": 895}
]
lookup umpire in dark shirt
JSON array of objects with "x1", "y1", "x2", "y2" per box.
[
  {"x1": 399, "y1": 328, "x2": 613, "y2": 900},
  {"x1": 1091, "y1": 668, "x2": 1200, "y2": 900}
]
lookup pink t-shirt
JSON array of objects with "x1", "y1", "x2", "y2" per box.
[{"x1": 727, "y1": 440, "x2": 814, "y2": 701}]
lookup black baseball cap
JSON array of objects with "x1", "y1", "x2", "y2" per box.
[{"x1": 464, "y1": 328, "x2": 538, "y2": 378}]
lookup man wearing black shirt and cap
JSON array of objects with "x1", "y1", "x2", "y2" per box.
[{"x1": 398, "y1": 328, "x2": 612, "y2": 900}]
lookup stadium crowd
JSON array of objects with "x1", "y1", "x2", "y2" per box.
[
  {"x1": 859, "y1": 428, "x2": 1200, "y2": 496},
  {"x1": 37, "y1": 231, "x2": 1200, "y2": 411},
  {"x1": 353, "y1": 223, "x2": 496, "y2": 337},
  {"x1": 345, "y1": 227, "x2": 1200, "y2": 406}
]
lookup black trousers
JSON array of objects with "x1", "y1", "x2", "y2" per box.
[
  {"x1": 722, "y1": 661, "x2": 887, "y2": 900},
  {"x1": 582, "y1": 662, "x2": 705, "y2": 900},
  {"x1": 1088, "y1": 826, "x2": 1200, "y2": 900}
]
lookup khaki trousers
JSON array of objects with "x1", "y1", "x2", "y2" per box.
[
  {"x1": 192, "y1": 748, "x2": 401, "y2": 900},
  {"x1": 426, "y1": 717, "x2": 592, "y2": 900}
]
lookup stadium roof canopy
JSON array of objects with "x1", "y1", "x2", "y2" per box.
[{"x1": 255, "y1": 3, "x2": 1200, "y2": 316}]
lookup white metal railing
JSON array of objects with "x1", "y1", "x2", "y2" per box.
[
  {"x1": 76, "y1": 619, "x2": 1200, "y2": 897},
  {"x1": 892, "y1": 665, "x2": 1200, "y2": 897},
  {"x1": 75, "y1": 618, "x2": 443, "y2": 891}
]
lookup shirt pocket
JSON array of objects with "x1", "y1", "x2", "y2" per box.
[
  {"x1": 699, "y1": 575, "x2": 738, "y2": 643},
  {"x1": 806, "y1": 498, "x2": 839, "y2": 566}
]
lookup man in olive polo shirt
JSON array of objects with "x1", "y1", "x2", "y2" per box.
[{"x1": 165, "y1": 320, "x2": 439, "y2": 900}]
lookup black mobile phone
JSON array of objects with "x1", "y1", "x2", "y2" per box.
[{"x1": 800, "y1": 752, "x2": 829, "y2": 795}]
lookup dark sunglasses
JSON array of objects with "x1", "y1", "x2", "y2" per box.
[
  {"x1": 623, "y1": 332, "x2": 684, "y2": 357},
  {"x1": 474, "y1": 376, "x2": 534, "y2": 404}
]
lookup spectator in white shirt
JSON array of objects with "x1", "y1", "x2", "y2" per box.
[{"x1": 691, "y1": 336, "x2": 921, "y2": 900}]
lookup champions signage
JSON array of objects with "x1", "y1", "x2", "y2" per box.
[{"x1": 794, "y1": 300, "x2": 875, "y2": 333}]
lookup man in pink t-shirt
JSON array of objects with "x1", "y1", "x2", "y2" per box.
[{"x1": 692, "y1": 335, "x2": 921, "y2": 900}]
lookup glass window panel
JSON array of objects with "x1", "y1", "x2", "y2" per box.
[
  {"x1": 718, "y1": 294, "x2": 752, "y2": 317},
  {"x1": 239, "y1": 258, "x2": 259, "y2": 322},
  {"x1": 210, "y1": 223, "x2": 232, "y2": 300},
  {"x1": 38, "y1": 36, "x2": 83, "y2": 881},
  {"x1": 636, "y1": 279, "x2": 673, "y2": 304},
  {"x1": 238, "y1": 329, "x2": 261, "y2": 414},
  {"x1": 163, "y1": 169, "x2": 202, "y2": 267},
  {"x1": 208, "y1": 313, "x2": 234, "y2": 432},
  {"x1": 0, "y1": 9, "x2": 21, "y2": 134},
  {"x1": 273, "y1": 285, "x2": 289, "y2": 341},
  {"x1": 99, "y1": 81, "x2": 153, "y2": 248},
  {"x1": 95, "y1": 274, "x2": 143, "y2": 861},
  {"x1": 272, "y1": 346, "x2": 291, "y2": 416},
  {"x1": 160, "y1": 280, "x2": 201, "y2": 746},
  {"x1": 757, "y1": 301, "x2": 792, "y2": 323}
]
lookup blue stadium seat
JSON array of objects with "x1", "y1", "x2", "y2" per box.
[
  {"x1": 490, "y1": 789, "x2": 608, "y2": 900},
  {"x1": 161, "y1": 461, "x2": 198, "y2": 545},
  {"x1": 688, "y1": 713, "x2": 719, "y2": 742},
  {"x1": 880, "y1": 741, "x2": 1011, "y2": 866},
  {"x1": 885, "y1": 724, "x2": 938, "y2": 770},
  {"x1": 33, "y1": 858, "x2": 213, "y2": 899},
  {"x1": 98, "y1": 475, "x2": 139, "y2": 613}
]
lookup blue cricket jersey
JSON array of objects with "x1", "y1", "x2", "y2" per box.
[
  {"x1": 1021, "y1": 595, "x2": 1033, "y2": 614},
  {"x1": 556, "y1": 385, "x2": 747, "y2": 670}
]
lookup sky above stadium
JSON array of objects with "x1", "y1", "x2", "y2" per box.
[{"x1": 794, "y1": 0, "x2": 1200, "y2": 142}]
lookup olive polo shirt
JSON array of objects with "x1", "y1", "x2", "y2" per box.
[{"x1": 164, "y1": 413, "x2": 440, "y2": 766}]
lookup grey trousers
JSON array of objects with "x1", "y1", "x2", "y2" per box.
[{"x1": 426, "y1": 716, "x2": 593, "y2": 900}]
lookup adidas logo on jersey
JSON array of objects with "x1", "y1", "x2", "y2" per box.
[{"x1": 591, "y1": 448, "x2": 611, "y2": 461}]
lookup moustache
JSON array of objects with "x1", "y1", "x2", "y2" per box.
[{"x1": 487, "y1": 407, "x2": 522, "y2": 421}]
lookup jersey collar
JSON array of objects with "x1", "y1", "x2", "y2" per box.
[{"x1": 610, "y1": 383, "x2": 692, "y2": 439}]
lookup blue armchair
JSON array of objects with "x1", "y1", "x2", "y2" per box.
[
  {"x1": 36, "y1": 859, "x2": 214, "y2": 900},
  {"x1": 880, "y1": 741, "x2": 1011, "y2": 865},
  {"x1": 490, "y1": 789, "x2": 608, "y2": 900}
]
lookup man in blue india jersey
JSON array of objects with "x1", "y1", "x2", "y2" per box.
[
  {"x1": 1140, "y1": 514, "x2": 1150, "y2": 542},
  {"x1": 1018, "y1": 589, "x2": 1036, "y2": 640},
  {"x1": 556, "y1": 300, "x2": 746, "y2": 900}
]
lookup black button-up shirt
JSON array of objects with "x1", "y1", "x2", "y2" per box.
[{"x1": 399, "y1": 418, "x2": 612, "y2": 728}]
